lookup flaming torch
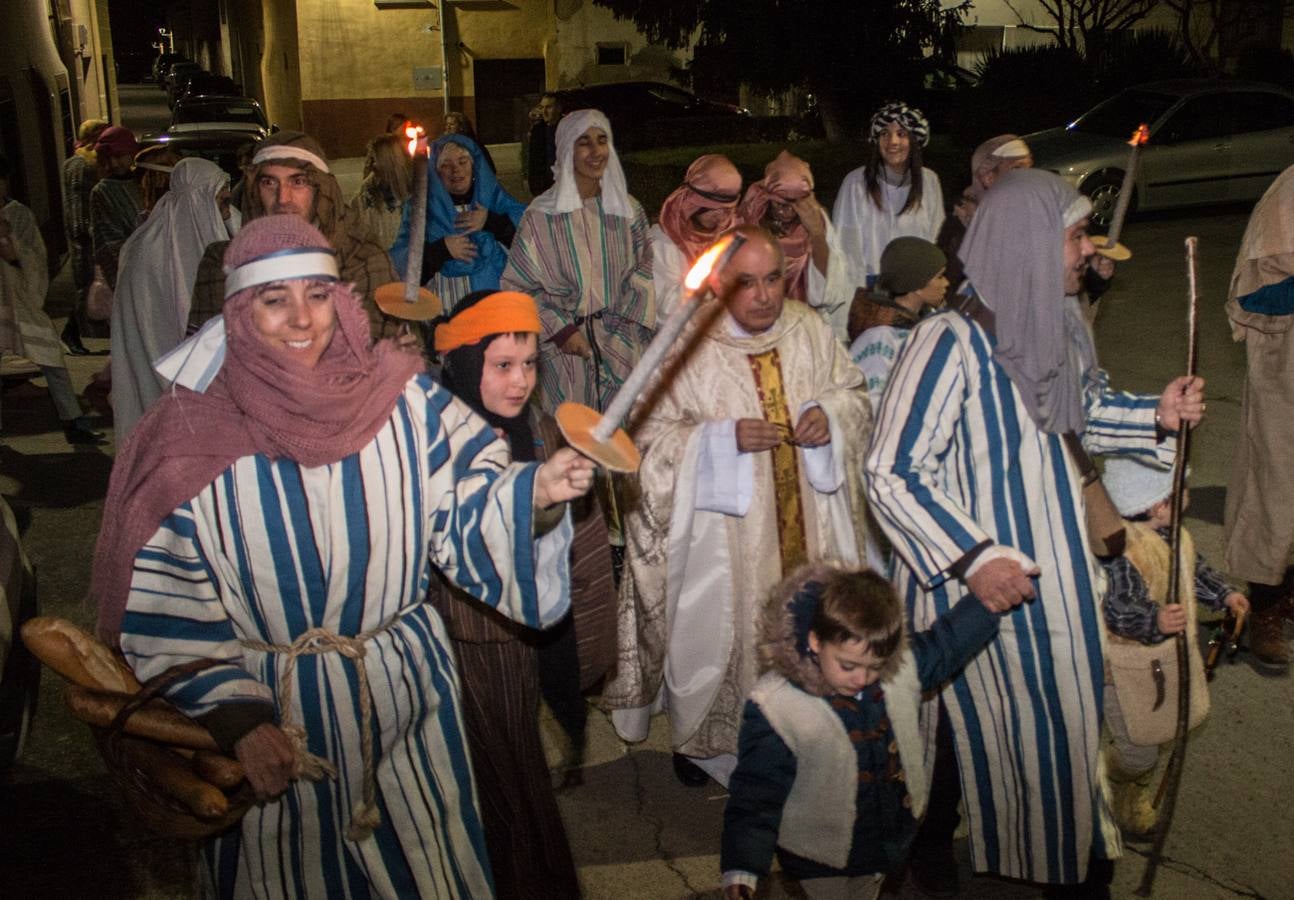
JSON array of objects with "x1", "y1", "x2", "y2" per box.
[
  {"x1": 374, "y1": 122, "x2": 442, "y2": 320},
  {"x1": 1092, "y1": 123, "x2": 1150, "y2": 262},
  {"x1": 555, "y1": 233, "x2": 748, "y2": 472}
]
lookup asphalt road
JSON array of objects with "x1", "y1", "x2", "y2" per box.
[{"x1": 0, "y1": 84, "x2": 1290, "y2": 899}]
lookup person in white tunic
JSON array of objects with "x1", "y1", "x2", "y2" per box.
[
  {"x1": 833, "y1": 102, "x2": 944, "y2": 293},
  {"x1": 92, "y1": 214, "x2": 596, "y2": 899},
  {"x1": 738, "y1": 151, "x2": 853, "y2": 341},
  {"x1": 603, "y1": 226, "x2": 871, "y2": 788},
  {"x1": 650, "y1": 154, "x2": 742, "y2": 327},
  {"x1": 110, "y1": 157, "x2": 233, "y2": 442},
  {"x1": 865, "y1": 169, "x2": 1205, "y2": 893},
  {"x1": 0, "y1": 155, "x2": 104, "y2": 444}
]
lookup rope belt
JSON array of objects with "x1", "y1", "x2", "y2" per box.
[{"x1": 241, "y1": 621, "x2": 396, "y2": 842}]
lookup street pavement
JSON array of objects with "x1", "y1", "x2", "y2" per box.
[{"x1": 0, "y1": 86, "x2": 1290, "y2": 900}]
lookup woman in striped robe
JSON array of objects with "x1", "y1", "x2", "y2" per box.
[
  {"x1": 501, "y1": 109, "x2": 653, "y2": 414},
  {"x1": 865, "y1": 170, "x2": 1203, "y2": 890},
  {"x1": 93, "y1": 215, "x2": 595, "y2": 899}
]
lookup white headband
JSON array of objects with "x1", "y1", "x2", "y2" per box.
[
  {"x1": 252, "y1": 144, "x2": 331, "y2": 174},
  {"x1": 992, "y1": 139, "x2": 1031, "y2": 160},
  {"x1": 1063, "y1": 194, "x2": 1093, "y2": 228},
  {"x1": 223, "y1": 249, "x2": 340, "y2": 298},
  {"x1": 135, "y1": 161, "x2": 176, "y2": 174}
]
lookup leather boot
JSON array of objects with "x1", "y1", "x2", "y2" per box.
[{"x1": 1250, "y1": 584, "x2": 1291, "y2": 676}]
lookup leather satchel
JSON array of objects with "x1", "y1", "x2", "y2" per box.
[{"x1": 1106, "y1": 634, "x2": 1209, "y2": 747}]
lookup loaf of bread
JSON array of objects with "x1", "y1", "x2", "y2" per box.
[
  {"x1": 117, "y1": 736, "x2": 230, "y2": 820},
  {"x1": 21, "y1": 617, "x2": 142, "y2": 693},
  {"x1": 191, "y1": 750, "x2": 246, "y2": 790},
  {"x1": 64, "y1": 684, "x2": 220, "y2": 752}
]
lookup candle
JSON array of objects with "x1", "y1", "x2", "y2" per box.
[
  {"x1": 403, "y1": 124, "x2": 430, "y2": 303},
  {"x1": 1106, "y1": 124, "x2": 1149, "y2": 247},
  {"x1": 590, "y1": 234, "x2": 747, "y2": 442}
]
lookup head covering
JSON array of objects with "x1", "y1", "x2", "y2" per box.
[
  {"x1": 76, "y1": 119, "x2": 110, "y2": 149},
  {"x1": 877, "y1": 237, "x2": 946, "y2": 298},
  {"x1": 92, "y1": 215, "x2": 421, "y2": 641},
  {"x1": 738, "y1": 151, "x2": 816, "y2": 300},
  {"x1": 433, "y1": 290, "x2": 541, "y2": 353},
  {"x1": 438, "y1": 289, "x2": 541, "y2": 461},
  {"x1": 960, "y1": 168, "x2": 1095, "y2": 434},
  {"x1": 1104, "y1": 457, "x2": 1176, "y2": 517},
  {"x1": 241, "y1": 131, "x2": 353, "y2": 246},
  {"x1": 133, "y1": 145, "x2": 176, "y2": 175},
  {"x1": 658, "y1": 155, "x2": 742, "y2": 264},
  {"x1": 389, "y1": 134, "x2": 527, "y2": 294},
  {"x1": 869, "y1": 102, "x2": 930, "y2": 147},
  {"x1": 528, "y1": 109, "x2": 634, "y2": 218},
  {"x1": 94, "y1": 125, "x2": 140, "y2": 160},
  {"x1": 968, "y1": 134, "x2": 1032, "y2": 200}
]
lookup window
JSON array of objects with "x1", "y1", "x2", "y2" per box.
[
  {"x1": 1158, "y1": 95, "x2": 1235, "y2": 143},
  {"x1": 596, "y1": 43, "x2": 627, "y2": 66},
  {"x1": 1230, "y1": 91, "x2": 1294, "y2": 133}
]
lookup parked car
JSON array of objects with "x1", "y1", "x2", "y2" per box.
[
  {"x1": 138, "y1": 128, "x2": 258, "y2": 183},
  {"x1": 163, "y1": 61, "x2": 203, "y2": 105},
  {"x1": 0, "y1": 497, "x2": 39, "y2": 772},
  {"x1": 553, "y1": 80, "x2": 750, "y2": 150},
  {"x1": 173, "y1": 72, "x2": 242, "y2": 107},
  {"x1": 151, "y1": 52, "x2": 187, "y2": 84},
  {"x1": 170, "y1": 95, "x2": 270, "y2": 138},
  {"x1": 1027, "y1": 79, "x2": 1294, "y2": 226}
]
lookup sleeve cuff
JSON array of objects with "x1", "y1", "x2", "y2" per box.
[
  {"x1": 948, "y1": 540, "x2": 994, "y2": 579},
  {"x1": 721, "y1": 871, "x2": 759, "y2": 891},
  {"x1": 195, "y1": 701, "x2": 277, "y2": 754},
  {"x1": 549, "y1": 323, "x2": 579, "y2": 347}
]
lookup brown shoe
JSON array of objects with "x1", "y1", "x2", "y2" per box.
[{"x1": 1251, "y1": 601, "x2": 1291, "y2": 676}]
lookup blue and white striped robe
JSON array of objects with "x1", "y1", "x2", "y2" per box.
[
  {"x1": 119, "y1": 374, "x2": 572, "y2": 899},
  {"x1": 865, "y1": 309, "x2": 1174, "y2": 884}
]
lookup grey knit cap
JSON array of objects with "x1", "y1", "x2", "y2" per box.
[{"x1": 877, "y1": 237, "x2": 946, "y2": 297}]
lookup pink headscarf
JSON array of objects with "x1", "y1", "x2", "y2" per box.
[
  {"x1": 738, "y1": 151, "x2": 815, "y2": 300},
  {"x1": 658, "y1": 154, "x2": 742, "y2": 264},
  {"x1": 93, "y1": 215, "x2": 421, "y2": 641}
]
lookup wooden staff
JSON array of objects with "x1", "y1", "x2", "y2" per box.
[{"x1": 1135, "y1": 235, "x2": 1200, "y2": 897}]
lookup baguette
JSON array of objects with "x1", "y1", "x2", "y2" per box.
[
  {"x1": 64, "y1": 685, "x2": 220, "y2": 752},
  {"x1": 117, "y1": 736, "x2": 230, "y2": 820},
  {"x1": 191, "y1": 751, "x2": 246, "y2": 790},
  {"x1": 21, "y1": 617, "x2": 142, "y2": 693}
]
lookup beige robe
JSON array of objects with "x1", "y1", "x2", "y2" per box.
[
  {"x1": 1223, "y1": 165, "x2": 1294, "y2": 584},
  {"x1": 0, "y1": 200, "x2": 64, "y2": 369},
  {"x1": 602, "y1": 300, "x2": 871, "y2": 759}
]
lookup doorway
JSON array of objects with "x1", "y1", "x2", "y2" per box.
[{"x1": 472, "y1": 58, "x2": 545, "y2": 144}]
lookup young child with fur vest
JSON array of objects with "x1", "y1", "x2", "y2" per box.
[{"x1": 720, "y1": 562, "x2": 1004, "y2": 900}]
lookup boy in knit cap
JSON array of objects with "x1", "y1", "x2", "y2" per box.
[
  {"x1": 1099, "y1": 457, "x2": 1249, "y2": 838},
  {"x1": 847, "y1": 236, "x2": 948, "y2": 412}
]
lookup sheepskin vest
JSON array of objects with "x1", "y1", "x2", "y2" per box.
[{"x1": 747, "y1": 647, "x2": 926, "y2": 869}]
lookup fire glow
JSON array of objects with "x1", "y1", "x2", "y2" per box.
[
  {"x1": 1129, "y1": 123, "x2": 1150, "y2": 147},
  {"x1": 684, "y1": 235, "x2": 733, "y2": 292},
  {"x1": 404, "y1": 122, "x2": 427, "y2": 157}
]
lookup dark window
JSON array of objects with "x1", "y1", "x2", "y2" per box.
[
  {"x1": 1230, "y1": 91, "x2": 1294, "y2": 133},
  {"x1": 596, "y1": 44, "x2": 627, "y2": 66},
  {"x1": 1157, "y1": 95, "x2": 1235, "y2": 143},
  {"x1": 1071, "y1": 89, "x2": 1179, "y2": 138}
]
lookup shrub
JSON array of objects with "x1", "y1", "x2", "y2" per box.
[
  {"x1": 1089, "y1": 29, "x2": 1204, "y2": 95},
  {"x1": 1235, "y1": 46, "x2": 1294, "y2": 89},
  {"x1": 966, "y1": 45, "x2": 1093, "y2": 141}
]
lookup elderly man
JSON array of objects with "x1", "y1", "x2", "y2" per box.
[
  {"x1": 604, "y1": 225, "x2": 871, "y2": 788},
  {"x1": 650, "y1": 154, "x2": 742, "y2": 325},
  {"x1": 186, "y1": 131, "x2": 402, "y2": 341},
  {"x1": 866, "y1": 169, "x2": 1204, "y2": 896},
  {"x1": 739, "y1": 151, "x2": 852, "y2": 341}
]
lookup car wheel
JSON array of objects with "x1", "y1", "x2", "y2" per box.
[{"x1": 1081, "y1": 172, "x2": 1132, "y2": 230}]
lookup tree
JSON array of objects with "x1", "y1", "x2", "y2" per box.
[
  {"x1": 591, "y1": 0, "x2": 970, "y2": 142},
  {"x1": 1161, "y1": 0, "x2": 1294, "y2": 74},
  {"x1": 1002, "y1": 0, "x2": 1157, "y2": 52}
]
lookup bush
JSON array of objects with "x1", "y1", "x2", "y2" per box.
[
  {"x1": 1089, "y1": 29, "x2": 1204, "y2": 95},
  {"x1": 964, "y1": 45, "x2": 1093, "y2": 142}
]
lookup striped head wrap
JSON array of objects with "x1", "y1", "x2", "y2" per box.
[{"x1": 869, "y1": 102, "x2": 930, "y2": 147}]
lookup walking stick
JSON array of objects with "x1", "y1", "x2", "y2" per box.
[{"x1": 1135, "y1": 235, "x2": 1200, "y2": 897}]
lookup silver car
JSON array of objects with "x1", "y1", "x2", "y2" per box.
[{"x1": 1026, "y1": 80, "x2": 1294, "y2": 225}]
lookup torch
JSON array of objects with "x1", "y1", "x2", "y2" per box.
[
  {"x1": 555, "y1": 233, "x2": 748, "y2": 472},
  {"x1": 375, "y1": 122, "x2": 443, "y2": 321},
  {"x1": 1092, "y1": 123, "x2": 1150, "y2": 262}
]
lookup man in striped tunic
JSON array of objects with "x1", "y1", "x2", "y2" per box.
[{"x1": 866, "y1": 169, "x2": 1204, "y2": 894}]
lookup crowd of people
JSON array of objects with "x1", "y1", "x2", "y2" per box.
[{"x1": 3, "y1": 91, "x2": 1290, "y2": 900}]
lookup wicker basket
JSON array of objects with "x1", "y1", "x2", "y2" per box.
[{"x1": 91, "y1": 659, "x2": 253, "y2": 840}]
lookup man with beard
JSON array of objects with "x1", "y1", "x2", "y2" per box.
[
  {"x1": 866, "y1": 169, "x2": 1203, "y2": 897},
  {"x1": 738, "y1": 151, "x2": 852, "y2": 341},
  {"x1": 186, "y1": 132, "x2": 404, "y2": 342},
  {"x1": 650, "y1": 154, "x2": 742, "y2": 325}
]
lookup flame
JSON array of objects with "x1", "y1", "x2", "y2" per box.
[
  {"x1": 404, "y1": 122, "x2": 427, "y2": 158},
  {"x1": 684, "y1": 235, "x2": 734, "y2": 292},
  {"x1": 1128, "y1": 123, "x2": 1150, "y2": 147}
]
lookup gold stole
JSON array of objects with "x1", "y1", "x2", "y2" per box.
[{"x1": 747, "y1": 348, "x2": 809, "y2": 573}]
